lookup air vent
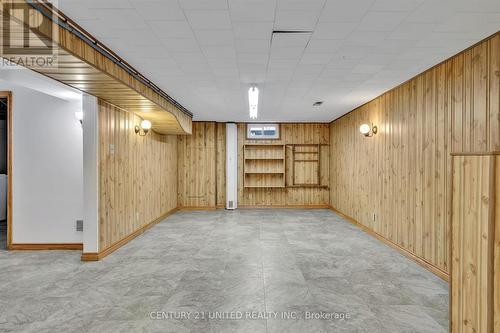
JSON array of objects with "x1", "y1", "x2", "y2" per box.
[
  {"x1": 313, "y1": 101, "x2": 323, "y2": 107},
  {"x1": 228, "y1": 200, "x2": 234, "y2": 209},
  {"x1": 76, "y1": 220, "x2": 83, "y2": 231}
]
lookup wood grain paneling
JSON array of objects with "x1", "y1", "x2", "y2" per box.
[
  {"x1": 98, "y1": 100, "x2": 177, "y2": 251},
  {"x1": 0, "y1": 1, "x2": 192, "y2": 135},
  {"x1": 451, "y1": 153, "x2": 499, "y2": 333},
  {"x1": 177, "y1": 122, "x2": 216, "y2": 208},
  {"x1": 180, "y1": 122, "x2": 330, "y2": 208},
  {"x1": 238, "y1": 123, "x2": 330, "y2": 207},
  {"x1": 330, "y1": 33, "x2": 500, "y2": 276}
]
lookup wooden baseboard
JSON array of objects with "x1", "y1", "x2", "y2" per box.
[
  {"x1": 9, "y1": 243, "x2": 83, "y2": 250},
  {"x1": 81, "y1": 207, "x2": 178, "y2": 261},
  {"x1": 178, "y1": 206, "x2": 217, "y2": 211},
  {"x1": 239, "y1": 204, "x2": 330, "y2": 209},
  {"x1": 329, "y1": 206, "x2": 450, "y2": 282}
]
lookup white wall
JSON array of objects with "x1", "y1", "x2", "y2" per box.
[{"x1": 0, "y1": 79, "x2": 84, "y2": 243}]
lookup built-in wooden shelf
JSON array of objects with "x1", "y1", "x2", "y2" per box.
[{"x1": 243, "y1": 144, "x2": 286, "y2": 188}]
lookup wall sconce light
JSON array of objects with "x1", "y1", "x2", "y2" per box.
[
  {"x1": 359, "y1": 123, "x2": 378, "y2": 137},
  {"x1": 135, "y1": 119, "x2": 152, "y2": 136}
]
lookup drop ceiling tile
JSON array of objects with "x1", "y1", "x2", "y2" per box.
[
  {"x1": 300, "y1": 52, "x2": 333, "y2": 65},
  {"x1": 370, "y1": 0, "x2": 424, "y2": 12},
  {"x1": 387, "y1": 23, "x2": 439, "y2": 40},
  {"x1": 274, "y1": 11, "x2": 322, "y2": 31},
  {"x1": 235, "y1": 39, "x2": 271, "y2": 53},
  {"x1": 405, "y1": 2, "x2": 455, "y2": 23},
  {"x1": 64, "y1": 0, "x2": 133, "y2": 9},
  {"x1": 179, "y1": 0, "x2": 228, "y2": 10},
  {"x1": 185, "y1": 10, "x2": 232, "y2": 30},
  {"x1": 201, "y1": 46, "x2": 237, "y2": 59},
  {"x1": 358, "y1": 11, "x2": 409, "y2": 31},
  {"x1": 160, "y1": 38, "x2": 201, "y2": 52},
  {"x1": 277, "y1": 0, "x2": 326, "y2": 11},
  {"x1": 269, "y1": 47, "x2": 305, "y2": 60},
  {"x1": 373, "y1": 38, "x2": 415, "y2": 53},
  {"x1": 345, "y1": 31, "x2": 390, "y2": 46},
  {"x1": 170, "y1": 52, "x2": 207, "y2": 64},
  {"x1": 305, "y1": 39, "x2": 343, "y2": 53},
  {"x1": 351, "y1": 64, "x2": 384, "y2": 74},
  {"x1": 237, "y1": 53, "x2": 269, "y2": 65},
  {"x1": 232, "y1": 21, "x2": 274, "y2": 39},
  {"x1": 320, "y1": 0, "x2": 375, "y2": 22},
  {"x1": 130, "y1": 0, "x2": 185, "y2": 20},
  {"x1": 148, "y1": 20, "x2": 195, "y2": 39},
  {"x1": 94, "y1": 9, "x2": 151, "y2": 30},
  {"x1": 195, "y1": 30, "x2": 235, "y2": 46},
  {"x1": 229, "y1": 0, "x2": 277, "y2": 22},
  {"x1": 312, "y1": 22, "x2": 357, "y2": 39},
  {"x1": 271, "y1": 33, "x2": 311, "y2": 48}
]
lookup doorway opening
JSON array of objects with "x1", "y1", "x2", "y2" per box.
[{"x1": 0, "y1": 93, "x2": 10, "y2": 250}]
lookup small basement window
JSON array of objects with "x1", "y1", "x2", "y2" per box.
[{"x1": 246, "y1": 124, "x2": 280, "y2": 139}]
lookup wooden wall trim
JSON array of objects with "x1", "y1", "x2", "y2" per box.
[
  {"x1": 330, "y1": 206, "x2": 450, "y2": 281},
  {"x1": 9, "y1": 243, "x2": 83, "y2": 250},
  {"x1": 81, "y1": 207, "x2": 178, "y2": 261}
]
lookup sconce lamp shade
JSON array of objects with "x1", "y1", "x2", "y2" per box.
[
  {"x1": 141, "y1": 119, "x2": 152, "y2": 130},
  {"x1": 359, "y1": 124, "x2": 371, "y2": 136},
  {"x1": 135, "y1": 119, "x2": 152, "y2": 136}
]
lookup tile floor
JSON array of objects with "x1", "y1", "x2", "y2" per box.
[{"x1": 0, "y1": 209, "x2": 449, "y2": 332}]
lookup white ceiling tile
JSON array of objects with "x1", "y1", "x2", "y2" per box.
[
  {"x1": 232, "y1": 21, "x2": 274, "y2": 39},
  {"x1": 405, "y1": 2, "x2": 455, "y2": 23},
  {"x1": 235, "y1": 39, "x2": 271, "y2": 53},
  {"x1": 269, "y1": 47, "x2": 305, "y2": 60},
  {"x1": 274, "y1": 11, "x2": 322, "y2": 31},
  {"x1": 195, "y1": 30, "x2": 235, "y2": 46},
  {"x1": 93, "y1": 9, "x2": 151, "y2": 30},
  {"x1": 370, "y1": 0, "x2": 424, "y2": 12},
  {"x1": 160, "y1": 38, "x2": 201, "y2": 52},
  {"x1": 320, "y1": 0, "x2": 375, "y2": 22},
  {"x1": 237, "y1": 53, "x2": 269, "y2": 65},
  {"x1": 229, "y1": 0, "x2": 276, "y2": 22},
  {"x1": 351, "y1": 64, "x2": 384, "y2": 74},
  {"x1": 306, "y1": 39, "x2": 343, "y2": 53},
  {"x1": 185, "y1": 11, "x2": 232, "y2": 30},
  {"x1": 387, "y1": 23, "x2": 439, "y2": 40},
  {"x1": 277, "y1": 0, "x2": 326, "y2": 11},
  {"x1": 312, "y1": 22, "x2": 357, "y2": 39},
  {"x1": 201, "y1": 46, "x2": 237, "y2": 59},
  {"x1": 300, "y1": 52, "x2": 333, "y2": 65},
  {"x1": 170, "y1": 52, "x2": 207, "y2": 64},
  {"x1": 148, "y1": 21, "x2": 195, "y2": 39},
  {"x1": 130, "y1": 0, "x2": 185, "y2": 20},
  {"x1": 271, "y1": 33, "x2": 311, "y2": 47},
  {"x1": 179, "y1": 0, "x2": 228, "y2": 10},
  {"x1": 345, "y1": 31, "x2": 390, "y2": 46},
  {"x1": 358, "y1": 11, "x2": 409, "y2": 31}
]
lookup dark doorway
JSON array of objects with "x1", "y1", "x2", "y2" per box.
[{"x1": 0, "y1": 96, "x2": 8, "y2": 250}]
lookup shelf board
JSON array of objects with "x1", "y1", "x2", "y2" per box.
[
  {"x1": 244, "y1": 157, "x2": 284, "y2": 160},
  {"x1": 244, "y1": 185, "x2": 286, "y2": 188},
  {"x1": 245, "y1": 171, "x2": 285, "y2": 174}
]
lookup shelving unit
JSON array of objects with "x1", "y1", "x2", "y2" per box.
[
  {"x1": 243, "y1": 144, "x2": 285, "y2": 188},
  {"x1": 292, "y1": 144, "x2": 320, "y2": 186}
]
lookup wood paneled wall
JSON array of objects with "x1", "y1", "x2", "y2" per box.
[
  {"x1": 178, "y1": 122, "x2": 330, "y2": 208},
  {"x1": 330, "y1": 33, "x2": 500, "y2": 276},
  {"x1": 451, "y1": 153, "x2": 499, "y2": 333},
  {"x1": 99, "y1": 100, "x2": 177, "y2": 251},
  {"x1": 237, "y1": 123, "x2": 330, "y2": 207},
  {"x1": 177, "y1": 122, "x2": 217, "y2": 208}
]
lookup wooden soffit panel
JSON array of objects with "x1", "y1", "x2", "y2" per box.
[{"x1": 0, "y1": 0, "x2": 192, "y2": 135}]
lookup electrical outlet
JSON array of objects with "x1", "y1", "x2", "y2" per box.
[{"x1": 76, "y1": 219, "x2": 83, "y2": 231}]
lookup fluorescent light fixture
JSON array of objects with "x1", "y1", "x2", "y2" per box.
[{"x1": 248, "y1": 86, "x2": 259, "y2": 119}]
